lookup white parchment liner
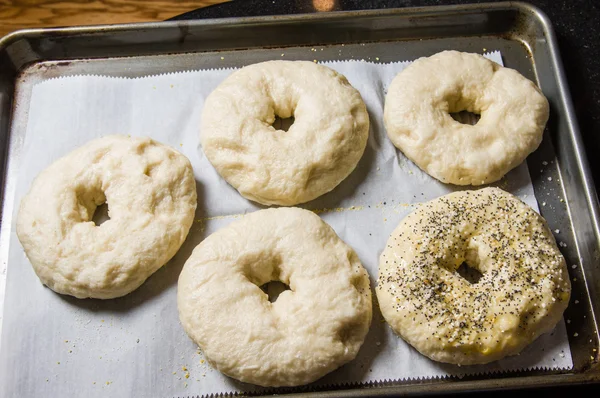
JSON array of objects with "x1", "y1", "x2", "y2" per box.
[{"x1": 0, "y1": 52, "x2": 572, "y2": 398}]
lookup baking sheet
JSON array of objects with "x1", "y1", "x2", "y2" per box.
[{"x1": 0, "y1": 52, "x2": 572, "y2": 397}]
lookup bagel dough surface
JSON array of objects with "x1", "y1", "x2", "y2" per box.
[
  {"x1": 384, "y1": 51, "x2": 549, "y2": 185},
  {"x1": 178, "y1": 207, "x2": 372, "y2": 386},
  {"x1": 201, "y1": 60, "x2": 369, "y2": 206},
  {"x1": 377, "y1": 188, "x2": 570, "y2": 365},
  {"x1": 17, "y1": 135, "x2": 197, "y2": 299}
]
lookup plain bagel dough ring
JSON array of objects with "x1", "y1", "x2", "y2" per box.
[
  {"x1": 16, "y1": 135, "x2": 197, "y2": 299},
  {"x1": 178, "y1": 207, "x2": 372, "y2": 387},
  {"x1": 384, "y1": 51, "x2": 549, "y2": 185},
  {"x1": 376, "y1": 188, "x2": 570, "y2": 365},
  {"x1": 200, "y1": 60, "x2": 370, "y2": 206}
]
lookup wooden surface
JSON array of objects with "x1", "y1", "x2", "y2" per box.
[{"x1": 0, "y1": 0, "x2": 229, "y2": 37}]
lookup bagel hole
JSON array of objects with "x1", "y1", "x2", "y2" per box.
[
  {"x1": 272, "y1": 115, "x2": 295, "y2": 132},
  {"x1": 450, "y1": 110, "x2": 481, "y2": 125},
  {"x1": 92, "y1": 202, "x2": 110, "y2": 226},
  {"x1": 456, "y1": 261, "x2": 483, "y2": 284},
  {"x1": 260, "y1": 281, "x2": 290, "y2": 303}
]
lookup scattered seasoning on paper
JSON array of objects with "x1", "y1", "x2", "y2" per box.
[
  {"x1": 547, "y1": 177, "x2": 552, "y2": 181},
  {"x1": 311, "y1": 206, "x2": 363, "y2": 215}
]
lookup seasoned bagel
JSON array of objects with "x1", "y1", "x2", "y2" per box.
[
  {"x1": 384, "y1": 51, "x2": 549, "y2": 185},
  {"x1": 17, "y1": 135, "x2": 197, "y2": 299},
  {"x1": 201, "y1": 60, "x2": 369, "y2": 206},
  {"x1": 178, "y1": 207, "x2": 372, "y2": 386},
  {"x1": 377, "y1": 188, "x2": 570, "y2": 365}
]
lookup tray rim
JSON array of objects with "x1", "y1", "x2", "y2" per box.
[
  {"x1": 0, "y1": 1, "x2": 564, "y2": 46},
  {"x1": 0, "y1": 1, "x2": 598, "y2": 395}
]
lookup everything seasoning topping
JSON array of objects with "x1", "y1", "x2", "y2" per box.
[{"x1": 377, "y1": 188, "x2": 570, "y2": 351}]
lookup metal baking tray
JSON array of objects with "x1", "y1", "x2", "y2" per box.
[{"x1": 0, "y1": 1, "x2": 598, "y2": 396}]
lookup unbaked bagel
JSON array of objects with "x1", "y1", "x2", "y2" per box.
[
  {"x1": 377, "y1": 187, "x2": 570, "y2": 365},
  {"x1": 200, "y1": 60, "x2": 370, "y2": 206},
  {"x1": 177, "y1": 207, "x2": 372, "y2": 386},
  {"x1": 16, "y1": 135, "x2": 197, "y2": 299},
  {"x1": 384, "y1": 51, "x2": 549, "y2": 185}
]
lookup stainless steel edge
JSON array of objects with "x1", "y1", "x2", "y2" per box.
[
  {"x1": 527, "y1": 3, "x2": 600, "y2": 339},
  {"x1": 0, "y1": 1, "x2": 514, "y2": 40},
  {"x1": 0, "y1": 2, "x2": 524, "y2": 70},
  {"x1": 515, "y1": 2, "x2": 600, "y2": 369},
  {"x1": 284, "y1": 372, "x2": 600, "y2": 397}
]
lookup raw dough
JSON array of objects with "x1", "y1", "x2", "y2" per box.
[
  {"x1": 377, "y1": 187, "x2": 570, "y2": 365},
  {"x1": 384, "y1": 51, "x2": 549, "y2": 185},
  {"x1": 178, "y1": 207, "x2": 372, "y2": 386},
  {"x1": 17, "y1": 135, "x2": 197, "y2": 299},
  {"x1": 201, "y1": 60, "x2": 369, "y2": 205}
]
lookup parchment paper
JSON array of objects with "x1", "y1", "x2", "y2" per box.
[{"x1": 0, "y1": 52, "x2": 572, "y2": 398}]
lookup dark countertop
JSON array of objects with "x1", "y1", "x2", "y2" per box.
[{"x1": 174, "y1": 0, "x2": 600, "y2": 192}]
